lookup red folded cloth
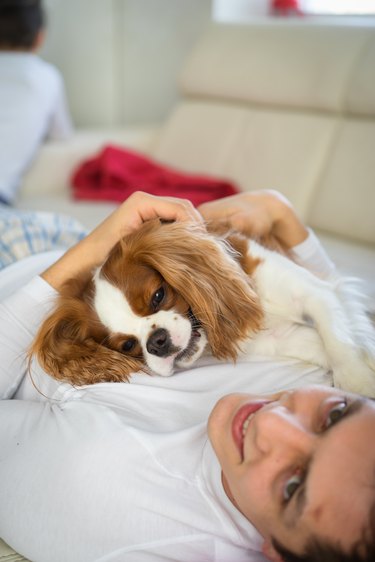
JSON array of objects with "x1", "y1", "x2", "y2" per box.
[{"x1": 71, "y1": 145, "x2": 239, "y2": 206}]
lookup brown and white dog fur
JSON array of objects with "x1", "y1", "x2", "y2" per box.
[{"x1": 30, "y1": 219, "x2": 375, "y2": 396}]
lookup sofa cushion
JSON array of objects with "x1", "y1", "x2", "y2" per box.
[
  {"x1": 308, "y1": 119, "x2": 375, "y2": 244},
  {"x1": 153, "y1": 100, "x2": 338, "y2": 219},
  {"x1": 346, "y1": 34, "x2": 375, "y2": 116},
  {"x1": 154, "y1": 22, "x2": 375, "y2": 247},
  {"x1": 179, "y1": 22, "x2": 375, "y2": 113}
]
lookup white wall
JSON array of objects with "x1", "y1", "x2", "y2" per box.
[
  {"x1": 41, "y1": 0, "x2": 117, "y2": 127},
  {"x1": 116, "y1": 0, "x2": 212, "y2": 125},
  {"x1": 213, "y1": 0, "x2": 270, "y2": 21},
  {"x1": 41, "y1": 0, "x2": 212, "y2": 127}
]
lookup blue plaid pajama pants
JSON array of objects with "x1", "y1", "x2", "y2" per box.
[{"x1": 0, "y1": 205, "x2": 88, "y2": 271}]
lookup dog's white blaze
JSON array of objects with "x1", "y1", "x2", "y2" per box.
[
  {"x1": 93, "y1": 273, "x2": 194, "y2": 376},
  {"x1": 94, "y1": 275, "x2": 144, "y2": 336}
]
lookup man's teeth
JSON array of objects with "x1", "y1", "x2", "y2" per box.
[{"x1": 242, "y1": 413, "x2": 255, "y2": 437}]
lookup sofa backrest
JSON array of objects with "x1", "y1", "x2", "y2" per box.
[{"x1": 152, "y1": 21, "x2": 375, "y2": 245}]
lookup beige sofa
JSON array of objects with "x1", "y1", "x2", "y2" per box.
[
  {"x1": 2, "y1": 19, "x2": 375, "y2": 560},
  {"x1": 16, "y1": 20, "x2": 375, "y2": 300}
]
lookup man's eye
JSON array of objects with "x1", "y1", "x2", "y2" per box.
[
  {"x1": 151, "y1": 287, "x2": 165, "y2": 310},
  {"x1": 283, "y1": 472, "x2": 303, "y2": 503},
  {"x1": 325, "y1": 401, "x2": 348, "y2": 429}
]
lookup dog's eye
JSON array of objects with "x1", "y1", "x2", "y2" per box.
[
  {"x1": 151, "y1": 286, "x2": 165, "y2": 310},
  {"x1": 121, "y1": 338, "x2": 137, "y2": 353}
]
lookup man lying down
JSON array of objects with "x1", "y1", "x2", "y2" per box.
[{"x1": 0, "y1": 191, "x2": 374, "y2": 562}]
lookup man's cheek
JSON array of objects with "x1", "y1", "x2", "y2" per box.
[{"x1": 235, "y1": 476, "x2": 271, "y2": 525}]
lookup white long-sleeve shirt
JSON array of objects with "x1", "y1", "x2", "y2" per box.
[{"x1": 0, "y1": 233, "x2": 335, "y2": 562}]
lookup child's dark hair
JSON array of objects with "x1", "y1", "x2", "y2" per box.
[{"x1": 0, "y1": 0, "x2": 45, "y2": 49}]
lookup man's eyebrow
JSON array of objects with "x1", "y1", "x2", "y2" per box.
[{"x1": 285, "y1": 398, "x2": 365, "y2": 528}]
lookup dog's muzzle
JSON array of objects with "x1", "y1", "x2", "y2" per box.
[{"x1": 146, "y1": 328, "x2": 177, "y2": 357}]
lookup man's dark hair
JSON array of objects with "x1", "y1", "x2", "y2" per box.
[
  {"x1": 272, "y1": 502, "x2": 375, "y2": 562},
  {"x1": 0, "y1": 0, "x2": 45, "y2": 49},
  {"x1": 273, "y1": 538, "x2": 375, "y2": 562}
]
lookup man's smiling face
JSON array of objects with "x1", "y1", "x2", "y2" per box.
[{"x1": 208, "y1": 385, "x2": 375, "y2": 560}]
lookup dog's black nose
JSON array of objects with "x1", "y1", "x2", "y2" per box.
[{"x1": 147, "y1": 328, "x2": 171, "y2": 357}]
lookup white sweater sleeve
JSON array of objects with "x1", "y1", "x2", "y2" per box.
[
  {"x1": 291, "y1": 228, "x2": 337, "y2": 280},
  {"x1": 0, "y1": 276, "x2": 58, "y2": 399}
]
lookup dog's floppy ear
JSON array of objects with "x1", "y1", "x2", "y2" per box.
[
  {"x1": 29, "y1": 281, "x2": 141, "y2": 386},
  {"x1": 129, "y1": 220, "x2": 263, "y2": 361}
]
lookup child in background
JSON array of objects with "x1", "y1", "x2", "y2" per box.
[{"x1": 0, "y1": 0, "x2": 73, "y2": 205}]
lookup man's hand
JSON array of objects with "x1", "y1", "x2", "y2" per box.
[
  {"x1": 198, "y1": 190, "x2": 308, "y2": 249},
  {"x1": 41, "y1": 191, "x2": 203, "y2": 291}
]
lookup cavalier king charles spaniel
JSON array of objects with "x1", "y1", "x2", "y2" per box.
[{"x1": 31, "y1": 219, "x2": 375, "y2": 396}]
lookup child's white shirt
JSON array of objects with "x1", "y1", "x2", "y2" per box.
[{"x1": 0, "y1": 52, "x2": 72, "y2": 203}]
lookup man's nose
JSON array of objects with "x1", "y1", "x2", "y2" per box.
[{"x1": 254, "y1": 406, "x2": 316, "y2": 456}]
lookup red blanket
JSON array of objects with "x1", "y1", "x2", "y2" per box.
[{"x1": 71, "y1": 145, "x2": 239, "y2": 206}]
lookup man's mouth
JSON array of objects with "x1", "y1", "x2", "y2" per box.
[{"x1": 232, "y1": 401, "x2": 270, "y2": 460}]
